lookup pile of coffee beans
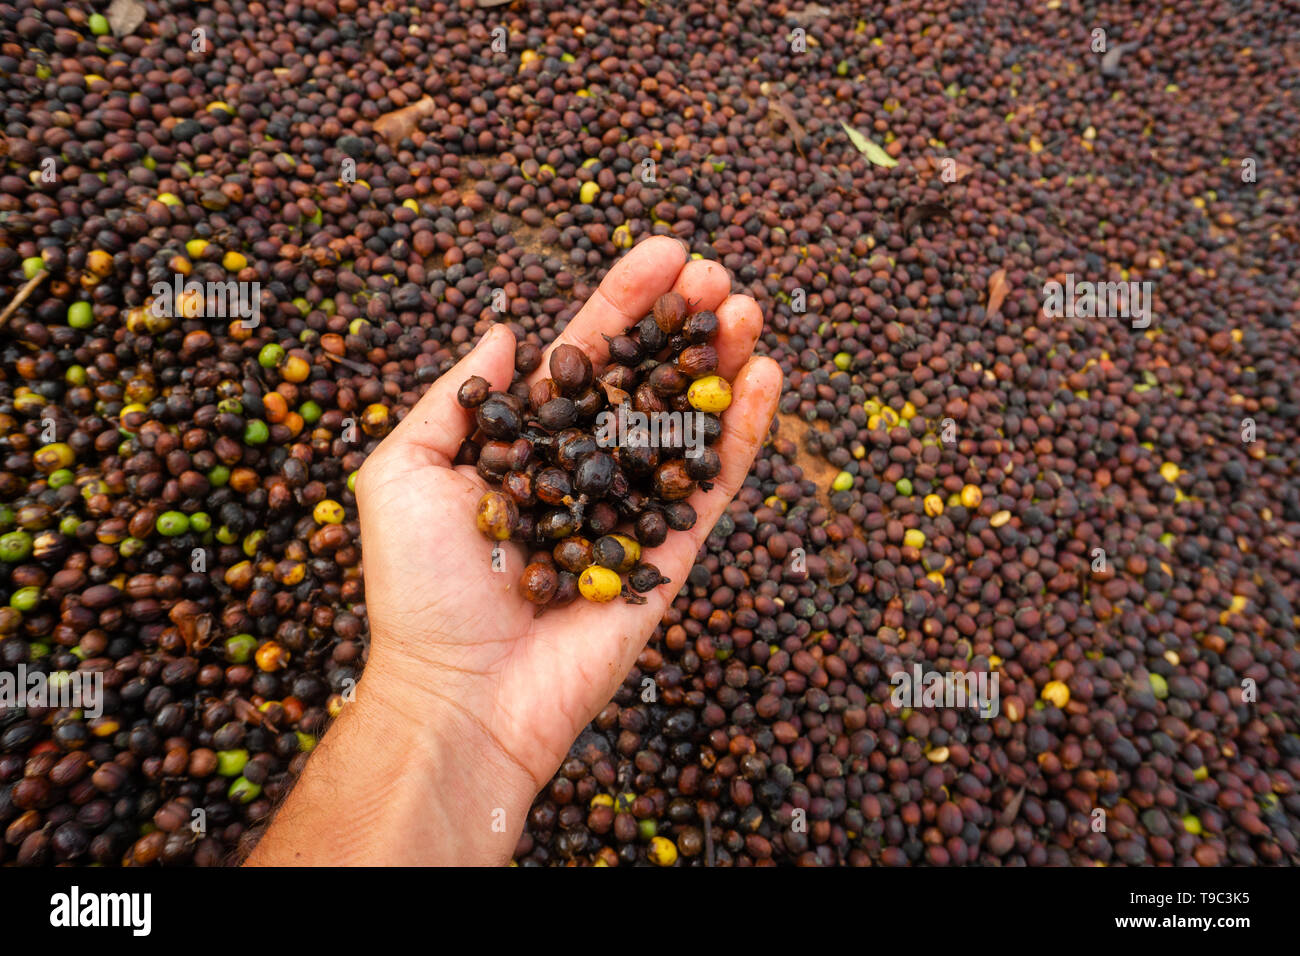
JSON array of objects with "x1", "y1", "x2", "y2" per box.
[
  {"x1": 462, "y1": 291, "x2": 731, "y2": 606},
  {"x1": 2, "y1": 0, "x2": 1298, "y2": 867}
]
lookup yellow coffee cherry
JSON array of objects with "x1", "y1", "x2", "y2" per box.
[
  {"x1": 1041, "y1": 680, "x2": 1070, "y2": 708},
  {"x1": 923, "y1": 494, "x2": 944, "y2": 517},
  {"x1": 903, "y1": 528, "x2": 926, "y2": 550},
  {"x1": 578, "y1": 566, "x2": 622, "y2": 602},
  {"x1": 960, "y1": 484, "x2": 983, "y2": 509},
  {"x1": 648, "y1": 835, "x2": 678, "y2": 866},
  {"x1": 687, "y1": 375, "x2": 732, "y2": 413},
  {"x1": 313, "y1": 500, "x2": 344, "y2": 525}
]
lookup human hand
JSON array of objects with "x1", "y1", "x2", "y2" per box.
[{"x1": 249, "y1": 237, "x2": 781, "y2": 865}]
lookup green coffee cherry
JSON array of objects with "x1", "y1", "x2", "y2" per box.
[
  {"x1": 224, "y1": 633, "x2": 258, "y2": 663},
  {"x1": 243, "y1": 420, "x2": 269, "y2": 445},
  {"x1": 228, "y1": 776, "x2": 261, "y2": 803},
  {"x1": 0, "y1": 530, "x2": 34, "y2": 563},
  {"x1": 258, "y1": 343, "x2": 285, "y2": 368},
  {"x1": 217, "y1": 749, "x2": 249, "y2": 777},
  {"x1": 299, "y1": 400, "x2": 322, "y2": 424},
  {"x1": 10, "y1": 587, "x2": 42, "y2": 612},
  {"x1": 156, "y1": 511, "x2": 190, "y2": 536},
  {"x1": 189, "y1": 512, "x2": 212, "y2": 533},
  {"x1": 68, "y1": 301, "x2": 93, "y2": 328}
]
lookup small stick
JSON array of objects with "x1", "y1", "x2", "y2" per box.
[
  {"x1": 322, "y1": 351, "x2": 373, "y2": 375},
  {"x1": 0, "y1": 270, "x2": 49, "y2": 331}
]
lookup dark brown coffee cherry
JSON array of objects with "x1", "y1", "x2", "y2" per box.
[
  {"x1": 457, "y1": 375, "x2": 490, "y2": 408},
  {"x1": 653, "y1": 460, "x2": 696, "y2": 500},
  {"x1": 538, "y1": 398, "x2": 577, "y2": 431},
  {"x1": 683, "y1": 310, "x2": 719, "y2": 343},
  {"x1": 653, "y1": 291, "x2": 687, "y2": 334},
  {"x1": 520, "y1": 562, "x2": 558, "y2": 605},
  {"x1": 663, "y1": 501, "x2": 697, "y2": 531},
  {"x1": 635, "y1": 511, "x2": 669, "y2": 547},
  {"x1": 549, "y1": 344, "x2": 593, "y2": 394},
  {"x1": 476, "y1": 398, "x2": 522, "y2": 440}
]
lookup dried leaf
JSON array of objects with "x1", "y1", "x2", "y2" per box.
[
  {"x1": 998, "y1": 785, "x2": 1027, "y2": 826},
  {"x1": 787, "y1": 3, "x2": 833, "y2": 26},
  {"x1": 768, "y1": 100, "x2": 806, "y2": 144},
  {"x1": 902, "y1": 202, "x2": 952, "y2": 234},
  {"x1": 232, "y1": 697, "x2": 265, "y2": 728},
  {"x1": 841, "y1": 122, "x2": 898, "y2": 168},
  {"x1": 373, "y1": 96, "x2": 437, "y2": 147},
  {"x1": 169, "y1": 600, "x2": 213, "y2": 653},
  {"x1": 986, "y1": 268, "x2": 1010, "y2": 319},
  {"x1": 599, "y1": 379, "x2": 631, "y2": 408},
  {"x1": 107, "y1": 0, "x2": 147, "y2": 37}
]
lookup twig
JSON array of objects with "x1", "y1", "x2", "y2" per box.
[
  {"x1": 0, "y1": 270, "x2": 49, "y2": 331},
  {"x1": 322, "y1": 351, "x2": 374, "y2": 375}
]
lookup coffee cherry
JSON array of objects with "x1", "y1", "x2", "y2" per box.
[
  {"x1": 676, "y1": 345, "x2": 718, "y2": 378},
  {"x1": 653, "y1": 292, "x2": 687, "y2": 334},
  {"x1": 683, "y1": 310, "x2": 719, "y2": 343},
  {"x1": 538, "y1": 398, "x2": 577, "y2": 431},
  {"x1": 653, "y1": 460, "x2": 696, "y2": 501},
  {"x1": 477, "y1": 398, "x2": 522, "y2": 440},
  {"x1": 574, "y1": 452, "x2": 617, "y2": 496},
  {"x1": 628, "y1": 563, "x2": 671, "y2": 594},
  {"x1": 457, "y1": 376, "x2": 490, "y2": 408},
  {"x1": 550, "y1": 344, "x2": 593, "y2": 394},
  {"x1": 553, "y1": 536, "x2": 594, "y2": 573},
  {"x1": 685, "y1": 448, "x2": 722, "y2": 481},
  {"x1": 476, "y1": 492, "x2": 518, "y2": 541},
  {"x1": 578, "y1": 566, "x2": 622, "y2": 602},
  {"x1": 663, "y1": 501, "x2": 697, "y2": 531},
  {"x1": 686, "y1": 376, "x2": 732, "y2": 413},
  {"x1": 520, "y1": 563, "x2": 559, "y2": 605},
  {"x1": 635, "y1": 511, "x2": 669, "y2": 547}
]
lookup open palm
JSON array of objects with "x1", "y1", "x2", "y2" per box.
[{"x1": 354, "y1": 236, "x2": 782, "y2": 798}]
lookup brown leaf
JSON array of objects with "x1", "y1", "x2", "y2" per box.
[
  {"x1": 985, "y1": 268, "x2": 1010, "y2": 319},
  {"x1": 168, "y1": 600, "x2": 212, "y2": 653},
  {"x1": 925, "y1": 155, "x2": 973, "y2": 181},
  {"x1": 787, "y1": 3, "x2": 833, "y2": 27},
  {"x1": 998, "y1": 785, "x2": 1027, "y2": 826},
  {"x1": 373, "y1": 96, "x2": 438, "y2": 147},
  {"x1": 107, "y1": 0, "x2": 147, "y2": 37},
  {"x1": 901, "y1": 202, "x2": 952, "y2": 235},
  {"x1": 599, "y1": 379, "x2": 631, "y2": 408},
  {"x1": 767, "y1": 100, "x2": 806, "y2": 145},
  {"x1": 232, "y1": 697, "x2": 266, "y2": 728}
]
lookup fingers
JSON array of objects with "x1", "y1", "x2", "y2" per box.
[
  {"x1": 529, "y1": 236, "x2": 686, "y2": 385},
  {"x1": 713, "y1": 294, "x2": 765, "y2": 381},
  {"x1": 675, "y1": 258, "x2": 733, "y2": 315},
  {"x1": 645, "y1": 356, "x2": 784, "y2": 611},
  {"x1": 386, "y1": 324, "x2": 517, "y2": 466}
]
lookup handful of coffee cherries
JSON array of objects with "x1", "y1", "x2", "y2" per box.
[{"x1": 458, "y1": 291, "x2": 734, "y2": 608}]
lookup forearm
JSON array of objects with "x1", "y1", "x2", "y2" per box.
[{"x1": 246, "y1": 669, "x2": 534, "y2": 866}]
